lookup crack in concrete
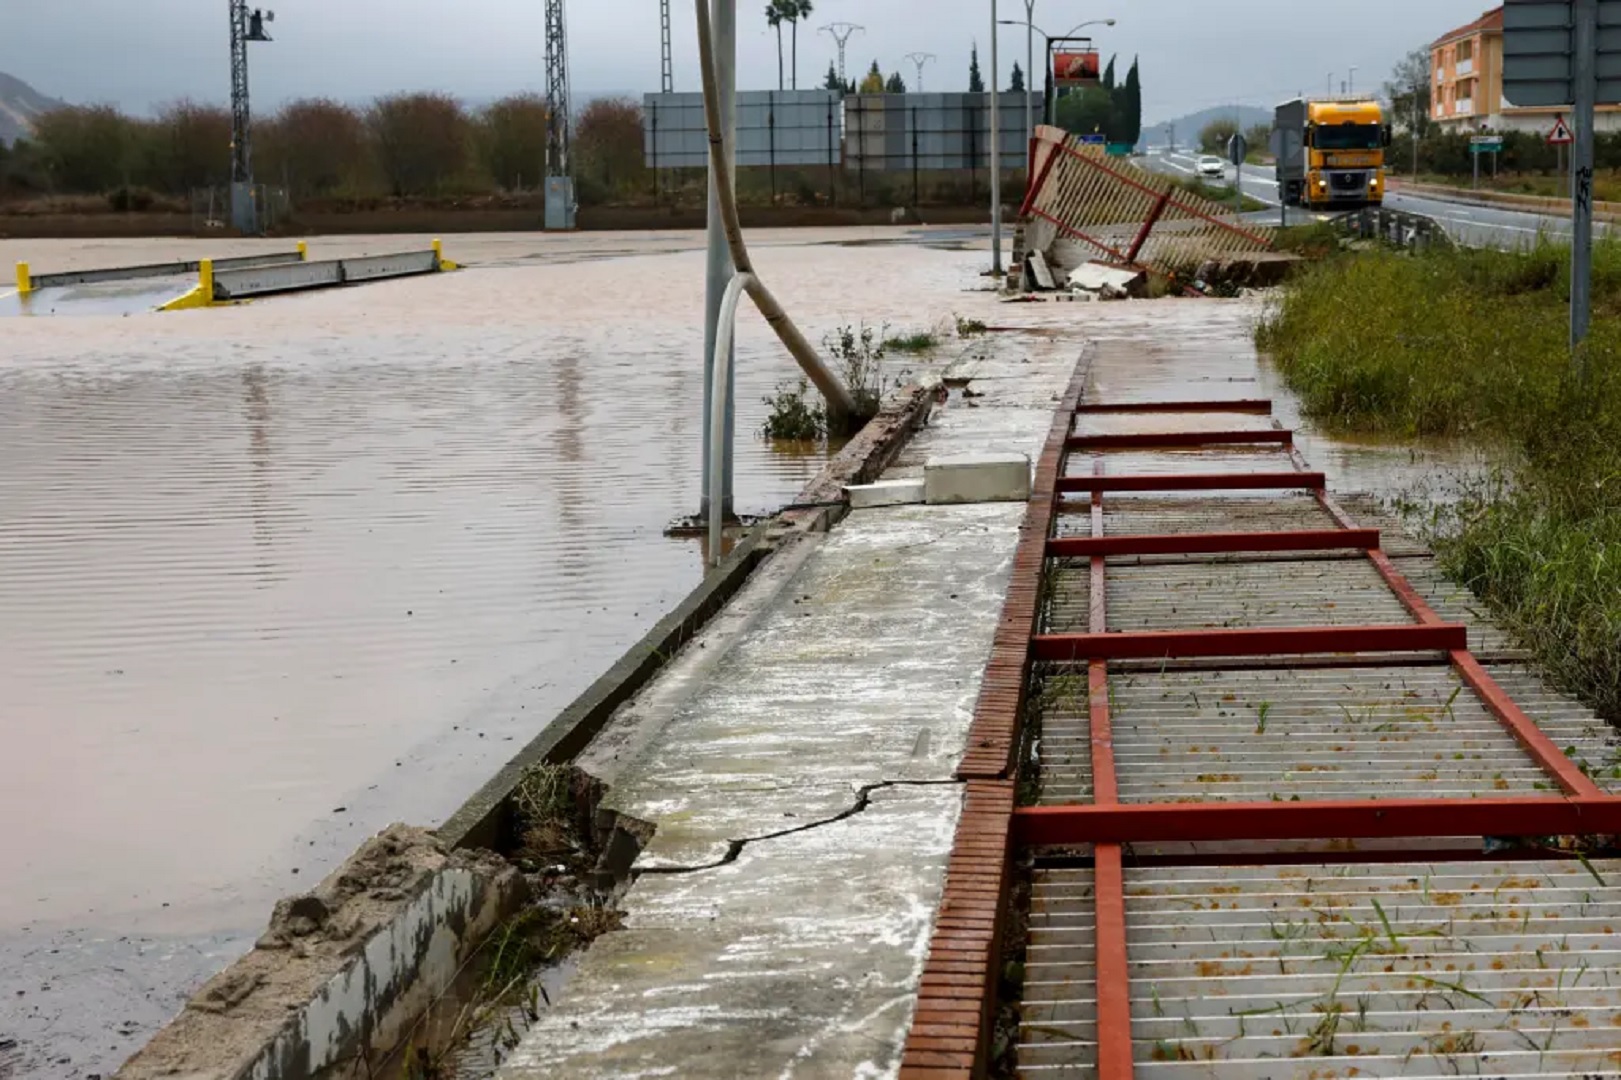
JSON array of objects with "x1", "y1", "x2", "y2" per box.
[{"x1": 634, "y1": 778, "x2": 964, "y2": 877}]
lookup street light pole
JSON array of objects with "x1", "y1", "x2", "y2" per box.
[
  {"x1": 701, "y1": 0, "x2": 737, "y2": 519},
  {"x1": 1024, "y1": 0, "x2": 1037, "y2": 150},
  {"x1": 990, "y1": 0, "x2": 1003, "y2": 275}
]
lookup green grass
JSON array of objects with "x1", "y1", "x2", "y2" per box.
[
  {"x1": 1257, "y1": 239, "x2": 1621, "y2": 718},
  {"x1": 882, "y1": 330, "x2": 939, "y2": 353}
]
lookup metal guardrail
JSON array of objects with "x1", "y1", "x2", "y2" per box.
[
  {"x1": 158, "y1": 242, "x2": 458, "y2": 311},
  {"x1": 16, "y1": 246, "x2": 307, "y2": 294},
  {"x1": 213, "y1": 250, "x2": 439, "y2": 300},
  {"x1": 1331, "y1": 206, "x2": 1453, "y2": 251}
]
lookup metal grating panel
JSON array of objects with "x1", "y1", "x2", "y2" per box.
[
  {"x1": 1102, "y1": 666, "x2": 1551, "y2": 804},
  {"x1": 1021, "y1": 867, "x2": 1099, "y2": 1074},
  {"x1": 1063, "y1": 449, "x2": 1299, "y2": 479},
  {"x1": 1103, "y1": 560, "x2": 1416, "y2": 633},
  {"x1": 1122, "y1": 860, "x2": 1621, "y2": 1073}
]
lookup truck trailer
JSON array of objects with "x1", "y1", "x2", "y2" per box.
[{"x1": 1272, "y1": 97, "x2": 1390, "y2": 210}]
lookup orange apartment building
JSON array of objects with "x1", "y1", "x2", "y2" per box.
[{"x1": 1431, "y1": 6, "x2": 1621, "y2": 133}]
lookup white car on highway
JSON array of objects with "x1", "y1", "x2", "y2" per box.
[{"x1": 1197, "y1": 155, "x2": 1225, "y2": 178}]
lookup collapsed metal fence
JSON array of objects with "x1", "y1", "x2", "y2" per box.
[{"x1": 1021, "y1": 125, "x2": 1275, "y2": 279}]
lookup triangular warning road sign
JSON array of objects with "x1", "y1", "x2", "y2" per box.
[{"x1": 1549, "y1": 116, "x2": 1574, "y2": 145}]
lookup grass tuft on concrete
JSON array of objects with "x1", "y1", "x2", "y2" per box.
[{"x1": 1257, "y1": 239, "x2": 1621, "y2": 717}]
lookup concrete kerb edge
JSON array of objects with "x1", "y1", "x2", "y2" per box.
[
  {"x1": 114, "y1": 378, "x2": 942, "y2": 1080},
  {"x1": 1390, "y1": 178, "x2": 1621, "y2": 225},
  {"x1": 441, "y1": 378, "x2": 939, "y2": 853}
]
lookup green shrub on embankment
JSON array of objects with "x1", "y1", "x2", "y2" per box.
[{"x1": 1256, "y1": 240, "x2": 1621, "y2": 719}]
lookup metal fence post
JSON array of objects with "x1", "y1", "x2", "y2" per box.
[
  {"x1": 769, "y1": 91, "x2": 778, "y2": 204},
  {"x1": 913, "y1": 105, "x2": 920, "y2": 208},
  {"x1": 857, "y1": 95, "x2": 866, "y2": 208},
  {"x1": 828, "y1": 98, "x2": 837, "y2": 207}
]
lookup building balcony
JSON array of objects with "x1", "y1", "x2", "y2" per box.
[{"x1": 1457, "y1": 57, "x2": 1474, "y2": 76}]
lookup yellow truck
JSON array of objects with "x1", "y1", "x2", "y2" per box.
[{"x1": 1273, "y1": 97, "x2": 1390, "y2": 210}]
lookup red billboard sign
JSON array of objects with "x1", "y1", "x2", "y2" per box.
[{"x1": 1053, "y1": 50, "x2": 1101, "y2": 87}]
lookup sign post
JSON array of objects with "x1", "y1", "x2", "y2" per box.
[
  {"x1": 1571, "y1": 0, "x2": 1597, "y2": 358},
  {"x1": 1503, "y1": 0, "x2": 1618, "y2": 356},
  {"x1": 1469, "y1": 134, "x2": 1503, "y2": 189},
  {"x1": 1550, "y1": 113, "x2": 1574, "y2": 202},
  {"x1": 1226, "y1": 131, "x2": 1249, "y2": 217}
]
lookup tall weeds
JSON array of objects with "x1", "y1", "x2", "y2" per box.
[{"x1": 1258, "y1": 239, "x2": 1621, "y2": 718}]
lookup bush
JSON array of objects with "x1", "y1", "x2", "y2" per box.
[
  {"x1": 106, "y1": 185, "x2": 156, "y2": 212},
  {"x1": 762, "y1": 378, "x2": 825, "y2": 440},
  {"x1": 258, "y1": 98, "x2": 372, "y2": 199},
  {"x1": 479, "y1": 94, "x2": 549, "y2": 192},
  {"x1": 367, "y1": 93, "x2": 474, "y2": 196}
]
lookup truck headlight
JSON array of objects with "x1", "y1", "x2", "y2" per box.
[
  {"x1": 1317, "y1": 178, "x2": 1327, "y2": 189},
  {"x1": 1370, "y1": 176, "x2": 1380, "y2": 188}
]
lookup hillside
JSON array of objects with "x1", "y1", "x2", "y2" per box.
[
  {"x1": 0, "y1": 70, "x2": 64, "y2": 144},
  {"x1": 1142, "y1": 104, "x2": 1271, "y2": 150}
]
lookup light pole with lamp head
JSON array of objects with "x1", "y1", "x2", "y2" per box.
[
  {"x1": 999, "y1": 18, "x2": 1115, "y2": 132},
  {"x1": 997, "y1": 13, "x2": 1115, "y2": 150}
]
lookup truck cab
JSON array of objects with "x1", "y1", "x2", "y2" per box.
[{"x1": 1274, "y1": 98, "x2": 1390, "y2": 210}]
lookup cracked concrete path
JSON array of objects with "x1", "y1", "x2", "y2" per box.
[{"x1": 497, "y1": 315, "x2": 1084, "y2": 1079}]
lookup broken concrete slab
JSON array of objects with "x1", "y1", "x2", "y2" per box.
[
  {"x1": 1026, "y1": 250, "x2": 1057, "y2": 290},
  {"x1": 1070, "y1": 260, "x2": 1147, "y2": 299},
  {"x1": 116, "y1": 826, "x2": 523, "y2": 1080},
  {"x1": 846, "y1": 477, "x2": 927, "y2": 509},
  {"x1": 924, "y1": 452, "x2": 1032, "y2": 504},
  {"x1": 498, "y1": 783, "x2": 961, "y2": 1079}
]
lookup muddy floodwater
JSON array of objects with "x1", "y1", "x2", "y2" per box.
[
  {"x1": 0, "y1": 228, "x2": 981, "y2": 1079},
  {"x1": 0, "y1": 231, "x2": 1486, "y2": 1080}
]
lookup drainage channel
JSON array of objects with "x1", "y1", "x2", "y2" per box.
[{"x1": 898, "y1": 380, "x2": 1621, "y2": 1078}]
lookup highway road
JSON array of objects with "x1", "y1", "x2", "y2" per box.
[{"x1": 1144, "y1": 148, "x2": 1601, "y2": 249}]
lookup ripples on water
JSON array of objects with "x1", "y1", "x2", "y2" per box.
[{"x1": 0, "y1": 238, "x2": 974, "y2": 1078}]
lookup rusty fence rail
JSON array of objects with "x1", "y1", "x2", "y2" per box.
[
  {"x1": 899, "y1": 370, "x2": 1621, "y2": 1078},
  {"x1": 1019, "y1": 125, "x2": 1275, "y2": 282}
]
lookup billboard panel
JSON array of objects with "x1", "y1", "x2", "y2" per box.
[{"x1": 1053, "y1": 51, "x2": 1102, "y2": 88}]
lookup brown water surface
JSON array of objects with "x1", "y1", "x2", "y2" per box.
[{"x1": 0, "y1": 232, "x2": 980, "y2": 1078}]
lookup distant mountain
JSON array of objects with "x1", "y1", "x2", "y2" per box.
[
  {"x1": 1142, "y1": 105, "x2": 1272, "y2": 150},
  {"x1": 0, "y1": 71, "x2": 64, "y2": 144}
]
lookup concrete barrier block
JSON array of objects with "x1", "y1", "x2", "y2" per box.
[
  {"x1": 924, "y1": 453, "x2": 1031, "y2": 505},
  {"x1": 845, "y1": 478, "x2": 927, "y2": 509}
]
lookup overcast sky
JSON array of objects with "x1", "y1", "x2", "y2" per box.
[{"x1": 2, "y1": 0, "x2": 1489, "y2": 123}]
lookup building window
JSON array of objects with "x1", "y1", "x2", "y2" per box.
[{"x1": 1458, "y1": 40, "x2": 1473, "y2": 62}]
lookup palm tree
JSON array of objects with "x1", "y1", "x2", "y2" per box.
[
  {"x1": 787, "y1": 0, "x2": 813, "y2": 90},
  {"x1": 765, "y1": 2, "x2": 785, "y2": 91}
]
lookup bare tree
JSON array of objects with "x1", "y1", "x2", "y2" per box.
[
  {"x1": 366, "y1": 93, "x2": 473, "y2": 196},
  {"x1": 258, "y1": 99, "x2": 370, "y2": 199},
  {"x1": 478, "y1": 94, "x2": 548, "y2": 191}
]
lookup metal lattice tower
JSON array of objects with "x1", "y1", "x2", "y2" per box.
[
  {"x1": 545, "y1": 0, "x2": 572, "y2": 177},
  {"x1": 905, "y1": 52, "x2": 936, "y2": 94},
  {"x1": 819, "y1": 22, "x2": 864, "y2": 86},
  {"x1": 229, "y1": 1, "x2": 255, "y2": 184},
  {"x1": 659, "y1": 0, "x2": 674, "y2": 93}
]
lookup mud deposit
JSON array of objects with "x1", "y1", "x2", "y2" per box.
[{"x1": 0, "y1": 230, "x2": 981, "y2": 1079}]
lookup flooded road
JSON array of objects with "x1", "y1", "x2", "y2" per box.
[{"x1": 0, "y1": 229, "x2": 983, "y2": 1078}]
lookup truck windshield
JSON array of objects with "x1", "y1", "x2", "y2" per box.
[{"x1": 1313, "y1": 124, "x2": 1382, "y2": 150}]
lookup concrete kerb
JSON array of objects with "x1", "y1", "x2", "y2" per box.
[
  {"x1": 1390, "y1": 178, "x2": 1621, "y2": 225},
  {"x1": 119, "y1": 378, "x2": 940, "y2": 1080},
  {"x1": 443, "y1": 378, "x2": 940, "y2": 853}
]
